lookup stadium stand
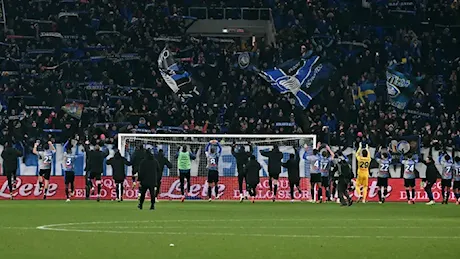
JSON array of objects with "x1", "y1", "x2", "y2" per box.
[{"x1": 0, "y1": 0, "x2": 460, "y2": 153}]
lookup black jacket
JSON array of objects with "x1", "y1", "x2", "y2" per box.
[
  {"x1": 138, "y1": 154, "x2": 160, "y2": 186},
  {"x1": 132, "y1": 148, "x2": 147, "y2": 174},
  {"x1": 107, "y1": 152, "x2": 131, "y2": 181},
  {"x1": 246, "y1": 159, "x2": 261, "y2": 185},
  {"x1": 282, "y1": 148, "x2": 300, "y2": 182},
  {"x1": 231, "y1": 145, "x2": 253, "y2": 174},
  {"x1": 1, "y1": 147, "x2": 22, "y2": 173},
  {"x1": 85, "y1": 146, "x2": 109, "y2": 173},
  {"x1": 260, "y1": 148, "x2": 283, "y2": 174},
  {"x1": 338, "y1": 160, "x2": 352, "y2": 183},
  {"x1": 155, "y1": 153, "x2": 172, "y2": 181},
  {"x1": 422, "y1": 160, "x2": 440, "y2": 182}
]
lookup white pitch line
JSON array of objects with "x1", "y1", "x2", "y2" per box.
[
  {"x1": 34, "y1": 221, "x2": 460, "y2": 240},
  {"x1": 34, "y1": 217, "x2": 458, "y2": 228},
  {"x1": 82, "y1": 225, "x2": 460, "y2": 230},
  {"x1": 0, "y1": 227, "x2": 37, "y2": 230},
  {"x1": 34, "y1": 227, "x2": 460, "y2": 240}
]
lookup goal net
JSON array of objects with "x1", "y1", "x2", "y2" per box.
[{"x1": 118, "y1": 134, "x2": 316, "y2": 201}]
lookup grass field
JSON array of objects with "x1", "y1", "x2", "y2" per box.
[{"x1": 0, "y1": 200, "x2": 459, "y2": 259}]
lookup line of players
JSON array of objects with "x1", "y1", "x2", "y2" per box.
[
  {"x1": 2, "y1": 138, "x2": 460, "y2": 204},
  {"x1": 306, "y1": 141, "x2": 460, "y2": 205}
]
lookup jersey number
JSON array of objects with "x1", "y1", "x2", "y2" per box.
[
  {"x1": 210, "y1": 158, "x2": 216, "y2": 165},
  {"x1": 66, "y1": 158, "x2": 72, "y2": 165},
  {"x1": 359, "y1": 162, "x2": 369, "y2": 169},
  {"x1": 44, "y1": 156, "x2": 52, "y2": 164},
  {"x1": 445, "y1": 166, "x2": 452, "y2": 173},
  {"x1": 405, "y1": 164, "x2": 414, "y2": 172},
  {"x1": 380, "y1": 164, "x2": 389, "y2": 171},
  {"x1": 313, "y1": 161, "x2": 320, "y2": 168},
  {"x1": 321, "y1": 162, "x2": 328, "y2": 170}
]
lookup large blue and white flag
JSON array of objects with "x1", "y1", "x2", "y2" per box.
[
  {"x1": 386, "y1": 61, "x2": 423, "y2": 110},
  {"x1": 259, "y1": 56, "x2": 336, "y2": 108},
  {"x1": 157, "y1": 47, "x2": 192, "y2": 94}
]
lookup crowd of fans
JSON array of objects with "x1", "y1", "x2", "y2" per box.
[{"x1": 1, "y1": 0, "x2": 460, "y2": 151}]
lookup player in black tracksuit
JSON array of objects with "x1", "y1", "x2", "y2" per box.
[
  {"x1": 1, "y1": 142, "x2": 22, "y2": 199},
  {"x1": 422, "y1": 153, "x2": 440, "y2": 205},
  {"x1": 138, "y1": 151, "x2": 160, "y2": 210},
  {"x1": 231, "y1": 142, "x2": 253, "y2": 201},
  {"x1": 84, "y1": 142, "x2": 109, "y2": 202},
  {"x1": 282, "y1": 146, "x2": 302, "y2": 202},
  {"x1": 337, "y1": 158, "x2": 353, "y2": 206},
  {"x1": 131, "y1": 146, "x2": 147, "y2": 195},
  {"x1": 154, "y1": 149, "x2": 172, "y2": 200},
  {"x1": 107, "y1": 150, "x2": 131, "y2": 202},
  {"x1": 245, "y1": 155, "x2": 261, "y2": 203},
  {"x1": 260, "y1": 145, "x2": 283, "y2": 202}
]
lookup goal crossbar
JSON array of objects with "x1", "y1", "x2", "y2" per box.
[{"x1": 118, "y1": 133, "x2": 317, "y2": 151}]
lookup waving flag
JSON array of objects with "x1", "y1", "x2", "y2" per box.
[
  {"x1": 353, "y1": 81, "x2": 376, "y2": 105},
  {"x1": 386, "y1": 61, "x2": 423, "y2": 109},
  {"x1": 259, "y1": 56, "x2": 336, "y2": 108},
  {"x1": 157, "y1": 47, "x2": 192, "y2": 93},
  {"x1": 61, "y1": 102, "x2": 84, "y2": 119}
]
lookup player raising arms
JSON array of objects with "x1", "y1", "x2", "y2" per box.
[
  {"x1": 246, "y1": 155, "x2": 261, "y2": 203},
  {"x1": 453, "y1": 157, "x2": 460, "y2": 205},
  {"x1": 84, "y1": 141, "x2": 109, "y2": 202},
  {"x1": 63, "y1": 140, "x2": 77, "y2": 202},
  {"x1": 282, "y1": 145, "x2": 302, "y2": 203},
  {"x1": 319, "y1": 145, "x2": 334, "y2": 202},
  {"x1": 206, "y1": 140, "x2": 222, "y2": 201},
  {"x1": 131, "y1": 144, "x2": 147, "y2": 199},
  {"x1": 438, "y1": 150, "x2": 453, "y2": 204},
  {"x1": 154, "y1": 149, "x2": 173, "y2": 202},
  {"x1": 303, "y1": 142, "x2": 321, "y2": 203},
  {"x1": 260, "y1": 144, "x2": 283, "y2": 202},
  {"x1": 401, "y1": 153, "x2": 418, "y2": 204},
  {"x1": 231, "y1": 141, "x2": 253, "y2": 202},
  {"x1": 106, "y1": 148, "x2": 131, "y2": 202},
  {"x1": 33, "y1": 140, "x2": 56, "y2": 200},
  {"x1": 176, "y1": 145, "x2": 197, "y2": 202},
  {"x1": 375, "y1": 148, "x2": 392, "y2": 204},
  {"x1": 355, "y1": 142, "x2": 371, "y2": 203}
]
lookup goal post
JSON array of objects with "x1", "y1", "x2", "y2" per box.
[{"x1": 118, "y1": 134, "x2": 316, "y2": 201}]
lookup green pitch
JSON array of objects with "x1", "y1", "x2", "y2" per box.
[{"x1": 1, "y1": 200, "x2": 459, "y2": 259}]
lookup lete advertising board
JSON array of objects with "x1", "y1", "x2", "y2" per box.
[{"x1": 0, "y1": 176, "x2": 456, "y2": 202}]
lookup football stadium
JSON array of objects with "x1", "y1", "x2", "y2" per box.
[{"x1": 1, "y1": 0, "x2": 460, "y2": 259}]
